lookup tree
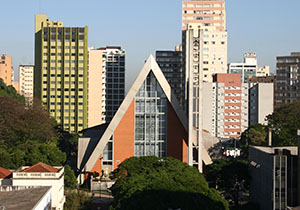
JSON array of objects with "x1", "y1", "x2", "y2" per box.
[
  {"x1": 0, "y1": 96, "x2": 66, "y2": 169},
  {"x1": 64, "y1": 165, "x2": 77, "y2": 189},
  {"x1": 267, "y1": 101, "x2": 300, "y2": 146},
  {"x1": 64, "y1": 191, "x2": 91, "y2": 210},
  {"x1": 206, "y1": 159, "x2": 250, "y2": 207},
  {"x1": 110, "y1": 156, "x2": 229, "y2": 210},
  {"x1": 0, "y1": 96, "x2": 57, "y2": 147},
  {"x1": 0, "y1": 78, "x2": 25, "y2": 104},
  {"x1": 240, "y1": 124, "x2": 268, "y2": 147}
]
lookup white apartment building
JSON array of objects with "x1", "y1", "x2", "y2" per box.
[
  {"x1": 228, "y1": 52, "x2": 270, "y2": 83},
  {"x1": 202, "y1": 74, "x2": 249, "y2": 139},
  {"x1": 228, "y1": 52, "x2": 257, "y2": 83},
  {"x1": 202, "y1": 74, "x2": 274, "y2": 139},
  {"x1": 12, "y1": 162, "x2": 65, "y2": 210},
  {"x1": 88, "y1": 46, "x2": 125, "y2": 127},
  {"x1": 249, "y1": 83, "x2": 274, "y2": 125},
  {"x1": 19, "y1": 65, "x2": 34, "y2": 103}
]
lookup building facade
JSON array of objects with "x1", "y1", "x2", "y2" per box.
[
  {"x1": 88, "y1": 46, "x2": 125, "y2": 127},
  {"x1": 34, "y1": 14, "x2": 88, "y2": 133},
  {"x1": 202, "y1": 74, "x2": 274, "y2": 138},
  {"x1": 19, "y1": 65, "x2": 34, "y2": 103},
  {"x1": 228, "y1": 52, "x2": 257, "y2": 83},
  {"x1": 156, "y1": 46, "x2": 185, "y2": 109},
  {"x1": 0, "y1": 162, "x2": 65, "y2": 210},
  {"x1": 249, "y1": 146, "x2": 299, "y2": 210},
  {"x1": 0, "y1": 54, "x2": 13, "y2": 86},
  {"x1": 249, "y1": 83, "x2": 274, "y2": 125},
  {"x1": 77, "y1": 55, "x2": 212, "y2": 178},
  {"x1": 203, "y1": 74, "x2": 249, "y2": 138},
  {"x1": 257, "y1": 65, "x2": 270, "y2": 77},
  {"x1": 182, "y1": 0, "x2": 228, "y2": 83},
  {"x1": 276, "y1": 52, "x2": 300, "y2": 108},
  {"x1": 182, "y1": 0, "x2": 228, "y2": 172},
  {"x1": 12, "y1": 163, "x2": 65, "y2": 210}
]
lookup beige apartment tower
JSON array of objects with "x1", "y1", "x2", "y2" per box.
[
  {"x1": 182, "y1": 0, "x2": 227, "y2": 82},
  {"x1": 0, "y1": 54, "x2": 13, "y2": 86},
  {"x1": 182, "y1": 0, "x2": 228, "y2": 172}
]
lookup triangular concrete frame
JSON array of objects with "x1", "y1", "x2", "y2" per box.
[{"x1": 81, "y1": 55, "x2": 211, "y2": 171}]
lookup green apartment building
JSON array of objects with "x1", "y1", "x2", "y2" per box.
[{"x1": 34, "y1": 14, "x2": 88, "y2": 133}]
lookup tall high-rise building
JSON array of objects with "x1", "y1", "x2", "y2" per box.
[
  {"x1": 182, "y1": 0, "x2": 228, "y2": 172},
  {"x1": 155, "y1": 46, "x2": 185, "y2": 109},
  {"x1": 19, "y1": 65, "x2": 34, "y2": 103},
  {"x1": 0, "y1": 54, "x2": 13, "y2": 86},
  {"x1": 34, "y1": 14, "x2": 88, "y2": 133},
  {"x1": 88, "y1": 46, "x2": 125, "y2": 127},
  {"x1": 276, "y1": 52, "x2": 300, "y2": 108},
  {"x1": 182, "y1": 0, "x2": 228, "y2": 82},
  {"x1": 98, "y1": 46, "x2": 125, "y2": 123}
]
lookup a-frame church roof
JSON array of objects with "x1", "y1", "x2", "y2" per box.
[{"x1": 80, "y1": 55, "x2": 211, "y2": 171}]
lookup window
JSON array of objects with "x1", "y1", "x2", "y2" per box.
[{"x1": 134, "y1": 72, "x2": 167, "y2": 158}]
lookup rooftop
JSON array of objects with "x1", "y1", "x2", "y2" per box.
[
  {"x1": 0, "y1": 166, "x2": 12, "y2": 179},
  {"x1": 0, "y1": 186, "x2": 51, "y2": 210},
  {"x1": 21, "y1": 162, "x2": 59, "y2": 173},
  {"x1": 251, "y1": 146, "x2": 298, "y2": 156}
]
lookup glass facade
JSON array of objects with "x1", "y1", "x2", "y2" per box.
[{"x1": 134, "y1": 72, "x2": 167, "y2": 157}]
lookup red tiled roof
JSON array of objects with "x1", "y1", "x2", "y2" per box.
[
  {"x1": 22, "y1": 162, "x2": 59, "y2": 173},
  {"x1": 0, "y1": 166, "x2": 12, "y2": 178}
]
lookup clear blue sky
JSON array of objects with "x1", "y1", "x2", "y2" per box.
[{"x1": 1, "y1": 0, "x2": 300, "y2": 91}]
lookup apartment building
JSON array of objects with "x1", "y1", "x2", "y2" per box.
[
  {"x1": 155, "y1": 46, "x2": 185, "y2": 109},
  {"x1": 88, "y1": 46, "x2": 125, "y2": 127},
  {"x1": 203, "y1": 74, "x2": 249, "y2": 138},
  {"x1": 228, "y1": 52, "x2": 257, "y2": 83},
  {"x1": 19, "y1": 65, "x2": 34, "y2": 103},
  {"x1": 0, "y1": 54, "x2": 13, "y2": 86},
  {"x1": 34, "y1": 14, "x2": 88, "y2": 133},
  {"x1": 182, "y1": 0, "x2": 228, "y2": 171},
  {"x1": 257, "y1": 65, "x2": 270, "y2": 77},
  {"x1": 276, "y1": 52, "x2": 300, "y2": 108},
  {"x1": 182, "y1": 0, "x2": 227, "y2": 82},
  {"x1": 202, "y1": 73, "x2": 274, "y2": 138},
  {"x1": 249, "y1": 83, "x2": 274, "y2": 125}
]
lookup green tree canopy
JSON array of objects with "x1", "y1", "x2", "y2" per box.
[
  {"x1": 206, "y1": 159, "x2": 250, "y2": 207},
  {"x1": 64, "y1": 165, "x2": 77, "y2": 189},
  {"x1": 0, "y1": 96, "x2": 66, "y2": 170},
  {"x1": 240, "y1": 124, "x2": 268, "y2": 147},
  {"x1": 0, "y1": 78, "x2": 25, "y2": 104},
  {"x1": 0, "y1": 80, "x2": 79, "y2": 189},
  {"x1": 267, "y1": 101, "x2": 300, "y2": 146},
  {"x1": 110, "y1": 156, "x2": 229, "y2": 210}
]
